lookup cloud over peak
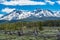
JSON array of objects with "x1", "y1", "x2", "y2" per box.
[{"x1": 1, "y1": 8, "x2": 15, "y2": 13}]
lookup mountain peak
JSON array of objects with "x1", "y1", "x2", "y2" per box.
[{"x1": 0, "y1": 9, "x2": 60, "y2": 21}]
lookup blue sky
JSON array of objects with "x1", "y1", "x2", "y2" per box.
[{"x1": 0, "y1": 0, "x2": 60, "y2": 14}]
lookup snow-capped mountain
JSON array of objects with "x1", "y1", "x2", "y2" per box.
[
  {"x1": 32, "y1": 9, "x2": 54, "y2": 17},
  {"x1": 54, "y1": 11, "x2": 60, "y2": 17},
  {"x1": 0, "y1": 10, "x2": 21, "y2": 20},
  {"x1": 0, "y1": 9, "x2": 60, "y2": 21},
  {"x1": 0, "y1": 10, "x2": 32, "y2": 21}
]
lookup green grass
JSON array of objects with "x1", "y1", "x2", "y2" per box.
[
  {"x1": 0, "y1": 32, "x2": 57, "y2": 40},
  {"x1": 0, "y1": 34, "x2": 56, "y2": 40},
  {"x1": 0, "y1": 27, "x2": 59, "y2": 40}
]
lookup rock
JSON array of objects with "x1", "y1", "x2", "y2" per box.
[
  {"x1": 33, "y1": 30, "x2": 39, "y2": 36},
  {"x1": 17, "y1": 30, "x2": 23, "y2": 36}
]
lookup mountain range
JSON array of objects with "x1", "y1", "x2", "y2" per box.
[{"x1": 0, "y1": 9, "x2": 60, "y2": 22}]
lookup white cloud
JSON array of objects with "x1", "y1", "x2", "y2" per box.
[
  {"x1": 0, "y1": 0, "x2": 46, "y2": 5},
  {"x1": 2, "y1": 8, "x2": 15, "y2": 13},
  {"x1": 45, "y1": 0, "x2": 55, "y2": 5},
  {"x1": 56, "y1": 1, "x2": 60, "y2": 5}
]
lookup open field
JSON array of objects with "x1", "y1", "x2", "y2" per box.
[
  {"x1": 0, "y1": 27, "x2": 60, "y2": 40},
  {"x1": 0, "y1": 34, "x2": 57, "y2": 40}
]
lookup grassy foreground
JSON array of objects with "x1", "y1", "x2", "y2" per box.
[
  {"x1": 0, "y1": 33, "x2": 56, "y2": 40},
  {"x1": 0, "y1": 27, "x2": 58, "y2": 40}
]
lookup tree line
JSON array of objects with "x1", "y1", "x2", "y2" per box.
[{"x1": 0, "y1": 20, "x2": 60, "y2": 30}]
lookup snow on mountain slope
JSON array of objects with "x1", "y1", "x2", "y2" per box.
[
  {"x1": 19, "y1": 11, "x2": 32, "y2": 19},
  {"x1": 0, "y1": 9, "x2": 60, "y2": 21},
  {"x1": 32, "y1": 9, "x2": 54, "y2": 17},
  {"x1": 42, "y1": 10, "x2": 54, "y2": 17},
  {"x1": 54, "y1": 11, "x2": 60, "y2": 17},
  {"x1": 0, "y1": 10, "x2": 21, "y2": 20},
  {"x1": 0, "y1": 10, "x2": 32, "y2": 21}
]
